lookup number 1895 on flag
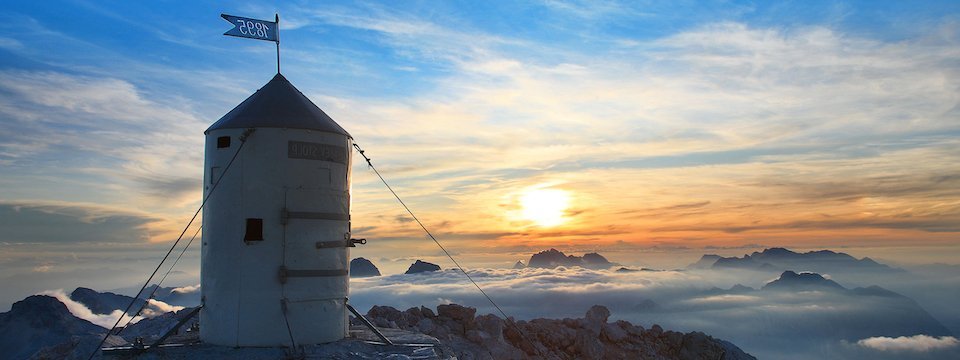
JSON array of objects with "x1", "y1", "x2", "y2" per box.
[{"x1": 221, "y1": 14, "x2": 278, "y2": 42}]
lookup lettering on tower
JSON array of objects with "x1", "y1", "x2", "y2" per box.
[{"x1": 287, "y1": 141, "x2": 347, "y2": 164}]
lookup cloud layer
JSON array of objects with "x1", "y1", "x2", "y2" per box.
[
  {"x1": 349, "y1": 264, "x2": 959, "y2": 360},
  {"x1": 857, "y1": 335, "x2": 959, "y2": 352}
]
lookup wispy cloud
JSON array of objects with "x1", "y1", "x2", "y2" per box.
[
  {"x1": 34, "y1": 289, "x2": 180, "y2": 328},
  {"x1": 333, "y1": 17, "x2": 960, "y2": 249},
  {"x1": 858, "y1": 335, "x2": 959, "y2": 352},
  {"x1": 0, "y1": 201, "x2": 160, "y2": 244}
]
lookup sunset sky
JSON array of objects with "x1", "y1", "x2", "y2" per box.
[{"x1": 1, "y1": 1, "x2": 958, "y2": 308}]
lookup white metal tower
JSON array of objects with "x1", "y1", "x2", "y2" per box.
[{"x1": 200, "y1": 73, "x2": 353, "y2": 346}]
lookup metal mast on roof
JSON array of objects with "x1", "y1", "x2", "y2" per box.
[
  {"x1": 276, "y1": 13, "x2": 281, "y2": 74},
  {"x1": 220, "y1": 12, "x2": 282, "y2": 73}
]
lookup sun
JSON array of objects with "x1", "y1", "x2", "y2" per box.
[{"x1": 519, "y1": 188, "x2": 571, "y2": 227}]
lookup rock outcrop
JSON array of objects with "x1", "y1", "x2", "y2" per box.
[
  {"x1": 362, "y1": 303, "x2": 756, "y2": 360},
  {"x1": 406, "y1": 260, "x2": 442, "y2": 274},
  {"x1": 350, "y1": 257, "x2": 382, "y2": 277}
]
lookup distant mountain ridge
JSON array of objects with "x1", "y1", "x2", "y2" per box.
[
  {"x1": 71, "y1": 285, "x2": 199, "y2": 315},
  {"x1": 689, "y1": 247, "x2": 902, "y2": 274},
  {"x1": 704, "y1": 270, "x2": 955, "y2": 341}
]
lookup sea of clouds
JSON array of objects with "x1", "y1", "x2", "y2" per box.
[
  {"x1": 349, "y1": 266, "x2": 959, "y2": 360},
  {"x1": 27, "y1": 261, "x2": 959, "y2": 359}
]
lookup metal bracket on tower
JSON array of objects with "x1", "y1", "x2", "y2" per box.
[
  {"x1": 279, "y1": 266, "x2": 348, "y2": 284},
  {"x1": 281, "y1": 208, "x2": 350, "y2": 225},
  {"x1": 315, "y1": 238, "x2": 366, "y2": 249}
]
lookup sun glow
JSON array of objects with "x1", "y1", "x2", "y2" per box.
[{"x1": 520, "y1": 188, "x2": 571, "y2": 227}]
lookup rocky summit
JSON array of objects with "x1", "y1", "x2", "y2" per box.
[
  {"x1": 361, "y1": 303, "x2": 757, "y2": 360},
  {"x1": 2, "y1": 288, "x2": 759, "y2": 360}
]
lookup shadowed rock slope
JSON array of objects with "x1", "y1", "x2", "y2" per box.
[{"x1": 0, "y1": 295, "x2": 114, "y2": 360}]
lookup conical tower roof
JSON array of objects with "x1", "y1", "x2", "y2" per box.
[{"x1": 206, "y1": 73, "x2": 351, "y2": 137}]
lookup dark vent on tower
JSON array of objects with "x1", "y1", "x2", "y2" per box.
[{"x1": 244, "y1": 218, "x2": 264, "y2": 241}]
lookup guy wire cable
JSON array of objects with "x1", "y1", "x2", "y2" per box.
[
  {"x1": 86, "y1": 128, "x2": 255, "y2": 360},
  {"x1": 115, "y1": 224, "x2": 202, "y2": 334},
  {"x1": 352, "y1": 143, "x2": 544, "y2": 357}
]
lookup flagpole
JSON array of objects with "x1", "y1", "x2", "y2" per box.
[{"x1": 275, "y1": 13, "x2": 281, "y2": 74}]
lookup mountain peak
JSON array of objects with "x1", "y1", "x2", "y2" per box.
[
  {"x1": 687, "y1": 254, "x2": 722, "y2": 269},
  {"x1": 350, "y1": 257, "x2": 381, "y2": 277},
  {"x1": 10, "y1": 295, "x2": 71, "y2": 318},
  {"x1": 763, "y1": 247, "x2": 796, "y2": 255},
  {"x1": 405, "y1": 260, "x2": 441, "y2": 274},
  {"x1": 762, "y1": 271, "x2": 846, "y2": 291},
  {"x1": 753, "y1": 248, "x2": 799, "y2": 258}
]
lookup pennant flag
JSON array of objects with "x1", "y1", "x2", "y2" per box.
[{"x1": 221, "y1": 14, "x2": 278, "y2": 42}]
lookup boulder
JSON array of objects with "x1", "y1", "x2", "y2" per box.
[
  {"x1": 649, "y1": 324, "x2": 663, "y2": 337},
  {"x1": 367, "y1": 305, "x2": 402, "y2": 323},
  {"x1": 583, "y1": 305, "x2": 610, "y2": 335},
  {"x1": 602, "y1": 322, "x2": 628, "y2": 343},
  {"x1": 465, "y1": 329, "x2": 491, "y2": 344},
  {"x1": 575, "y1": 330, "x2": 605, "y2": 359},
  {"x1": 420, "y1": 305, "x2": 436, "y2": 318},
  {"x1": 417, "y1": 318, "x2": 435, "y2": 333},
  {"x1": 476, "y1": 314, "x2": 505, "y2": 343},
  {"x1": 437, "y1": 304, "x2": 477, "y2": 323}
]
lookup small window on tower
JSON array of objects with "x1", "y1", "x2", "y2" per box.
[
  {"x1": 244, "y1": 218, "x2": 264, "y2": 241},
  {"x1": 217, "y1": 136, "x2": 231, "y2": 148}
]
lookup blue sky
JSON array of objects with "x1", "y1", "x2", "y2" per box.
[{"x1": 1, "y1": 0, "x2": 959, "y2": 310}]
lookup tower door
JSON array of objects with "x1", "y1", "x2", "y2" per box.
[{"x1": 278, "y1": 188, "x2": 350, "y2": 343}]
